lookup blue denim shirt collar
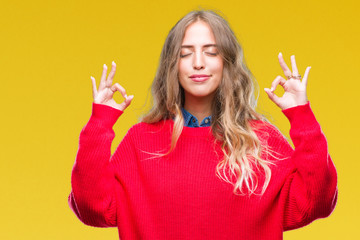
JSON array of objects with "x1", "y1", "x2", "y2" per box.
[{"x1": 181, "y1": 108, "x2": 211, "y2": 128}]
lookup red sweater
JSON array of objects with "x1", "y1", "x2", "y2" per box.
[{"x1": 68, "y1": 102, "x2": 337, "y2": 240}]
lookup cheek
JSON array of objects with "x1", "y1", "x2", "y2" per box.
[
  {"x1": 178, "y1": 62, "x2": 187, "y2": 87},
  {"x1": 213, "y1": 60, "x2": 223, "y2": 87},
  {"x1": 178, "y1": 60, "x2": 189, "y2": 76},
  {"x1": 217, "y1": 63, "x2": 224, "y2": 75},
  {"x1": 210, "y1": 59, "x2": 224, "y2": 75}
]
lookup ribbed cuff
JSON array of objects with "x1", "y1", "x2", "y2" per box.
[
  {"x1": 90, "y1": 103, "x2": 123, "y2": 129},
  {"x1": 281, "y1": 101, "x2": 318, "y2": 130}
]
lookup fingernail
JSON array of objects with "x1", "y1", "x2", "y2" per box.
[
  {"x1": 112, "y1": 61, "x2": 116, "y2": 66},
  {"x1": 90, "y1": 76, "x2": 94, "y2": 79},
  {"x1": 104, "y1": 64, "x2": 107, "y2": 68},
  {"x1": 279, "y1": 52, "x2": 282, "y2": 56}
]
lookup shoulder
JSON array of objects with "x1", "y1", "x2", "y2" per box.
[
  {"x1": 249, "y1": 120, "x2": 294, "y2": 164},
  {"x1": 250, "y1": 120, "x2": 283, "y2": 137},
  {"x1": 121, "y1": 120, "x2": 173, "y2": 151},
  {"x1": 127, "y1": 119, "x2": 173, "y2": 136},
  {"x1": 249, "y1": 119, "x2": 290, "y2": 147}
]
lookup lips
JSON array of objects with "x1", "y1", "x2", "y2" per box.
[{"x1": 190, "y1": 74, "x2": 211, "y2": 82}]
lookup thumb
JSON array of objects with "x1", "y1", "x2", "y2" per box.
[
  {"x1": 117, "y1": 95, "x2": 134, "y2": 111},
  {"x1": 264, "y1": 88, "x2": 281, "y2": 106},
  {"x1": 124, "y1": 95, "x2": 134, "y2": 106}
]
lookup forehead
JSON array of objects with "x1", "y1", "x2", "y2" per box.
[{"x1": 181, "y1": 21, "x2": 216, "y2": 45}]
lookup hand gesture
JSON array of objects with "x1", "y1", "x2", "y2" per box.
[
  {"x1": 90, "y1": 61, "x2": 134, "y2": 111},
  {"x1": 264, "y1": 53, "x2": 311, "y2": 110}
]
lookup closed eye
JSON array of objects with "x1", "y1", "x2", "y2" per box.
[
  {"x1": 180, "y1": 52, "x2": 218, "y2": 58},
  {"x1": 205, "y1": 52, "x2": 218, "y2": 56},
  {"x1": 180, "y1": 53, "x2": 191, "y2": 58}
]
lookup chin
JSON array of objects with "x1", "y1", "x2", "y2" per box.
[{"x1": 187, "y1": 89, "x2": 217, "y2": 99}]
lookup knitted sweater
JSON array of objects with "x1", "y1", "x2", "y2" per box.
[{"x1": 68, "y1": 102, "x2": 338, "y2": 240}]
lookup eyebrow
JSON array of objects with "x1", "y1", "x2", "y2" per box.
[{"x1": 181, "y1": 44, "x2": 217, "y2": 48}]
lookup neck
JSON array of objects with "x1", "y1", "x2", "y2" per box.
[{"x1": 183, "y1": 93, "x2": 214, "y2": 123}]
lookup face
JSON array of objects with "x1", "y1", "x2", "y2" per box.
[{"x1": 178, "y1": 20, "x2": 223, "y2": 102}]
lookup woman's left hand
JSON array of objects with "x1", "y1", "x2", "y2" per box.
[{"x1": 264, "y1": 53, "x2": 311, "y2": 110}]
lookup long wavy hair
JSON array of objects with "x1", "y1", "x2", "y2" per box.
[{"x1": 142, "y1": 9, "x2": 276, "y2": 195}]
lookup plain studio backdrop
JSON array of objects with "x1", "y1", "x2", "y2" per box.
[{"x1": 0, "y1": 0, "x2": 358, "y2": 239}]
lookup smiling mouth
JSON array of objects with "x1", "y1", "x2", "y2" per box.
[{"x1": 190, "y1": 75, "x2": 211, "y2": 82}]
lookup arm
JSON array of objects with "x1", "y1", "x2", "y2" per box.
[
  {"x1": 264, "y1": 53, "x2": 338, "y2": 230},
  {"x1": 68, "y1": 103, "x2": 123, "y2": 227},
  {"x1": 269, "y1": 102, "x2": 338, "y2": 230},
  {"x1": 68, "y1": 61, "x2": 134, "y2": 227}
]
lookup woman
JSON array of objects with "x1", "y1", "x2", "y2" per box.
[{"x1": 68, "y1": 10, "x2": 338, "y2": 239}]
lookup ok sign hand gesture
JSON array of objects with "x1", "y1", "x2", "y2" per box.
[
  {"x1": 264, "y1": 53, "x2": 311, "y2": 110},
  {"x1": 91, "y1": 61, "x2": 134, "y2": 111}
]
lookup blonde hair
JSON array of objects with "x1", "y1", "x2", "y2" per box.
[{"x1": 142, "y1": 9, "x2": 276, "y2": 195}]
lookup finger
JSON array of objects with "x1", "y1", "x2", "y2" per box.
[
  {"x1": 264, "y1": 88, "x2": 282, "y2": 107},
  {"x1": 106, "y1": 61, "x2": 117, "y2": 87},
  {"x1": 278, "y1": 52, "x2": 292, "y2": 79},
  {"x1": 90, "y1": 76, "x2": 97, "y2": 99},
  {"x1": 98, "y1": 64, "x2": 108, "y2": 91},
  {"x1": 125, "y1": 95, "x2": 134, "y2": 106},
  {"x1": 119, "y1": 95, "x2": 134, "y2": 110},
  {"x1": 270, "y1": 76, "x2": 286, "y2": 92},
  {"x1": 111, "y1": 83, "x2": 127, "y2": 98},
  {"x1": 302, "y1": 66, "x2": 311, "y2": 86},
  {"x1": 290, "y1": 55, "x2": 299, "y2": 76}
]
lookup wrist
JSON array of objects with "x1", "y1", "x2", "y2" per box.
[
  {"x1": 281, "y1": 100, "x2": 309, "y2": 110},
  {"x1": 90, "y1": 103, "x2": 123, "y2": 128}
]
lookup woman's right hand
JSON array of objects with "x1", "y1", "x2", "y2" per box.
[{"x1": 90, "y1": 61, "x2": 134, "y2": 111}]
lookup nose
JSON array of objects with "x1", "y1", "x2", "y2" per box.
[{"x1": 192, "y1": 51, "x2": 205, "y2": 70}]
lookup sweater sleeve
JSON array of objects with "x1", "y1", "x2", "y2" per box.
[
  {"x1": 68, "y1": 103, "x2": 123, "y2": 227},
  {"x1": 270, "y1": 102, "x2": 338, "y2": 231}
]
